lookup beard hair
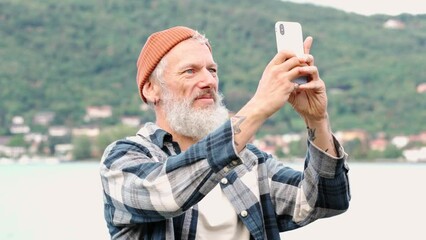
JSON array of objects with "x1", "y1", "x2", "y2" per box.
[{"x1": 161, "y1": 88, "x2": 229, "y2": 141}]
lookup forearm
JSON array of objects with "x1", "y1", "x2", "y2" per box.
[
  {"x1": 305, "y1": 114, "x2": 338, "y2": 157},
  {"x1": 231, "y1": 99, "x2": 269, "y2": 153}
]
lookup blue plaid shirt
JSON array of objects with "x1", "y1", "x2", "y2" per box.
[{"x1": 100, "y1": 120, "x2": 350, "y2": 239}]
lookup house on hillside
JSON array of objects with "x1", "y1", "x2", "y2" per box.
[
  {"x1": 417, "y1": 83, "x2": 426, "y2": 93},
  {"x1": 48, "y1": 126, "x2": 70, "y2": 137},
  {"x1": 10, "y1": 116, "x2": 30, "y2": 134},
  {"x1": 409, "y1": 131, "x2": 426, "y2": 144},
  {"x1": 72, "y1": 126, "x2": 100, "y2": 138},
  {"x1": 253, "y1": 136, "x2": 278, "y2": 155},
  {"x1": 391, "y1": 136, "x2": 410, "y2": 149},
  {"x1": 335, "y1": 129, "x2": 369, "y2": 143},
  {"x1": 253, "y1": 133, "x2": 302, "y2": 156},
  {"x1": 383, "y1": 19, "x2": 405, "y2": 29},
  {"x1": 84, "y1": 105, "x2": 112, "y2": 121},
  {"x1": 335, "y1": 129, "x2": 369, "y2": 153},
  {"x1": 369, "y1": 137, "x2": 388, "y2": 152},
  {"x1": 24, "y1": 133, "x2": 48, "y2": 154},
  {"x1": 10, "y1": 124, "x2": 30, "y2": 134},
  {"x1": 121, "y1": 116, "x2": 141, "y2": 127},
  {"x1": 403, "y1": 147, "x2": 426, "y2": 162},
  {"x1": 54, "y1": 144, "x2": 74, "y2": 161},
  {"x1": 33, "y1": 112, "x2": 55, "y2": 126},
  {"x1": 0, "y1": 136, "x2": 10, "y2": 150}
]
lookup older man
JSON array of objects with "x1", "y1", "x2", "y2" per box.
[{"x1": 100, "y1": 26, "x2": 350, "y2": 240}]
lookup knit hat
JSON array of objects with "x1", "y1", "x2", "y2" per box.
[{"x1": 136, "y1": 26, "x2": 211, "y2": 103}]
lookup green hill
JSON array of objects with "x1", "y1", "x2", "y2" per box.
[{"x1": 1, "y1": 0, "x2": 425, "y2": 136}]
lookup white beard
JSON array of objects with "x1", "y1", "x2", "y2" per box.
[{"x1": 161, "y1": 88, "x2": 229, "y2": 141}]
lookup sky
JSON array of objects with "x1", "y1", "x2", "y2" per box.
[{"x1": 283, "y1": 0, "x2": 426, "y2": 16}]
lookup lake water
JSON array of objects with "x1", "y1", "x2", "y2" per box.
[{"x1": 1, "y1": 162, "x2": 425, "y2": 240}]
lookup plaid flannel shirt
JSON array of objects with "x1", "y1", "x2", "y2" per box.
[{"x1": 100, "y1": 120, "x2": 350, "y2": 239}]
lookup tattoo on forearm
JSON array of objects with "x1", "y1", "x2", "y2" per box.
[
  {"x1": 232, "y1": 116, "x2": 246, "y2": 134},
  {"x1": 231, "y1": 116, "x2": 246, "y2": 146},
  {"x1": 307, "y1": 127, "x2": 316, "y2": 141}
]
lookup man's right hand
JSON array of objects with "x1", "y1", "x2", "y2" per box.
[
  {"x1": 230, "y1": 50, "x2": 308, "y2": 152},
  {"x1": 251, "y1": 50, "x2": 307, "y2": 119}
]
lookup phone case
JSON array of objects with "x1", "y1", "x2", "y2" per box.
[{"x1": 275, "y1": 21, "x2": 307, "y2": 84}]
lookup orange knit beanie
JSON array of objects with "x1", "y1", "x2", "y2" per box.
[{"x1": 136, "y1": 26, "x2": 211, "y2": 103}]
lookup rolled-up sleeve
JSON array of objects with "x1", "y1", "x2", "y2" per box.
[{"x1": 268, "y1": 136, "x2": 350, "y2": 231}]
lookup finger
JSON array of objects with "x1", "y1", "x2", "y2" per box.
[
  {"x1": 286, "y1": 67, "x2": 306, "y2": 85},
  {"x1": 298, "y1": 54, "x2": 315, "y2": 66},
  {"x1": 296, "y1": 66, "x2": 320, "y2": 88},
  {"x1": 278, "y1": 55, "x2": 304, "y2": 72},
  {"x1": 304, "y1": 36, "x2": 313, "y2": 54},
  {"x1": 297, "y1": 79, "x2": 320, "y2": 91},
  {"x1": 299, "y1": 66, "x2": 319, "y2": 78},
  {"x1": 269, "y1": 55, "x2": 304, "y2": 79},
  {"x1": 269, "y1": 50, "x2": 298, "y2": 66}
]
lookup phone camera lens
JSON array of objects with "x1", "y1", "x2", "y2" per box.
[{"x1": 279, "y1": 24, "x2": 285, "y2": 35}]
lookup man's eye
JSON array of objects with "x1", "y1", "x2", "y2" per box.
[
  {"x1": 209, "y1": 68, "x2": 217, "y2": 73},
  {"x1": 184, "y1": 69, "x2": 194, "y2": 74}
]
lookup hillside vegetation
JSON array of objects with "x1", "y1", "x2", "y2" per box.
[{"x1": 1, "y1": 0, "x2": 425, "y2": 136}]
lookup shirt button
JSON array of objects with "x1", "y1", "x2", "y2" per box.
[
  {"x1": 221, "y1": 178, "x2": 228, "y2": 185},
  {"x1": 240, "y1": 210, "x2": 248, "y2": 218},
  {"x1": 231, "y1": 160, "x2": 239, "y2": 166}
]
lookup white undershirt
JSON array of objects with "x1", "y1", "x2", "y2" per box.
[
  {"x1": 196, "y1": 184, "x2": 250, "y2": 240},
  {"x1": 196, "y1": 164, "x2": 260, "y2": 239}
]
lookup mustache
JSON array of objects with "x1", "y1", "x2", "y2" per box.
[
  {"x1": 160, "y1": 87, "x2": 224, "y2": 107},
  {"x1": 192, "y1": 89, "x2": 218, "y2": 102}
]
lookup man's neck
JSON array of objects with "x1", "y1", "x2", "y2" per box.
[
  {"x1": 171, "y1": 134, "x2": 196, "y2": 151},
  {"x1": 155, "y1": 119, "x2": 196, "y2": 151}
]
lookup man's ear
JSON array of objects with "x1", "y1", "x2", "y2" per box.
[{"x1": 143, "y1": 79, "x2": 161, "y2": 104}]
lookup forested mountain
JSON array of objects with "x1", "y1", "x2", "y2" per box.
[{"x1": 1, "y1": 0, "x2": 425, "y2": 136}]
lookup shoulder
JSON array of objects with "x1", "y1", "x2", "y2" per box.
[{"x1": 100, "y1": 124, "x2": 163, "y2": 166}]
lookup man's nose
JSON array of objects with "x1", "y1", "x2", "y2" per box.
[{"x1": 198, "y1": 68, "x2": 217, "y2": 88}]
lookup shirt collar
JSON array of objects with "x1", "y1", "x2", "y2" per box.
[{"x1": 137, "y1": 122, "x2": 173, "y2": 149}]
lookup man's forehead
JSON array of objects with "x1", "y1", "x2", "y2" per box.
[{"x1": 166, "y1": 39, "x2": 215, "y2": 66}]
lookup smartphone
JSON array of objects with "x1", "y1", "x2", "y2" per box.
[{"x1": 275, "y1": 21, "x2": 307, "y2": 84}]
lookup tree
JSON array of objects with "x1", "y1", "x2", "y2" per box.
[
  {"x1": 72, "y1": 136, "x2": 92, "y2": 160},
  {"x1": 383, "y1": 145, "x2": 403, "y2": 159},
  {"x1": 7, "y1": 134, "x2": 27, "y2": 147},
  {"x1": 94, "y1": 125, "x2": 138, "y2": 157}
]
